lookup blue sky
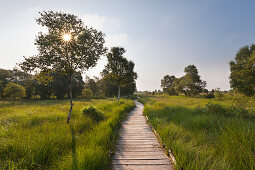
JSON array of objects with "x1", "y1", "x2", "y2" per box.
[{"x1": 0, "y1": 0, "x2": 255, "y2": 91}]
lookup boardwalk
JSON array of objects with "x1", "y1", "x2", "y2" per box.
[{"x1": 112, "y1": 100, "x2": 174, "y2": 170}]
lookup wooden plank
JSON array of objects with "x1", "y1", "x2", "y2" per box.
[
  {"x1": 112, "y1": 100, "x2": 174, "y2": 170},
  {"x1": 113, "y1": 165, "x2": 172, "y2": 170},
  {"x1": 113, "y1": 155, "x2": 167, "y2": 160},
  {"x1": 112, "y1": 159, "x2": 170, "y2": 165}
]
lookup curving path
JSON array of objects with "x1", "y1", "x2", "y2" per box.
[{"x1": 112, "y1": 100, "x2": 174, "y2": 170}]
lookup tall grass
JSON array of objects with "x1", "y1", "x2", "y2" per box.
[
  {"x1": 141, "y1": 95, "x2": 255, "y2": 170},
  {"x1": 0, "y1": 98, "x2": 135, "y2": 169}
]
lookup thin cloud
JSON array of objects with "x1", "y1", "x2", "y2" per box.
[{"x1": 82, "y1": 13, "x2": 120, "y2": 30}]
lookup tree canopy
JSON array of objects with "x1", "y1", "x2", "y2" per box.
[
  {"x1": 103, "y1": 47, "x2": 137, "y2": 102},
  {"x1": 230, "y1": 44, "x2": 255, "y2": 96},
  {"x1": 19, "y1": 11, "x2": 107, "y2": 123},
  {"x1": 161, "y1": 65, "x2": 206, "y2": 96},
  {"x1": 4, "y1": 82, "x2": 26, "y2": 99},
  {"x1": 161, "y1": 75, "x2": 175, "y2": 92}
]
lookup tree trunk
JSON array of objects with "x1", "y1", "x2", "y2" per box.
[
  {"x1": 117, "y1": 85, "x2": 120, "y2": 103},
  {"x1": 67, "y1": 75, "x2": 73, "y2": 123}
]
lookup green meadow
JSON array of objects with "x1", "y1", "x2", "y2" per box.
[
  {"x1": 139, "y1": 94, "x2": 255, "y2": 170},
  {"x1": 0, "y1": 98, "x2": 135, "y2": 169}
]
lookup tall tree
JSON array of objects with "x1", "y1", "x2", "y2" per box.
[
  {"x1": 103, "y1": 47, "x2": 137, "y2": 102},
  {"x1": 179, "y1": 65, "x2": 206, "y2": 96},
  {"x1": 161, "y1": 75, "x2": 175, "y2": 92},
  {"x1": 230, "y1": 44, "x2": 255, "y2": 96},
  {"x1": 19, "y1": 11, "x2": 107, "y2": 123}
]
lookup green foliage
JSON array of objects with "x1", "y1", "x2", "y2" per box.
[
  {"x1": 206, "y1": 92, "x2": 215, "y2": 99},
  {"x1": 181, "y1": 65, "x2": 206, "y2": 96},
  {"x1": 142, "y1": 95, "x2": 255, "y2": 170},
  {"x1": 3, "y1": 82, "x2": 26, "y2": 99},
  {"x1": 161, "y1": 75, "x2": 175, "y2": 93},
  {"x1": 85, "y1": 76, "x2": 99, "y2": 96},
  {"x1": 19, "y1": 11, "x2": 107, "y2": 76},
  {"x1": 161, "y1": 65, "x2": 206, "y2": 97},
  {"x1": 82, "y1": 89, "x2": 93, "y2": 98},
  {"x1": 82, "y1": 106, "x2": 104, "y2": 122},
  {"x1": 230, "y1": 44, "x2": 255, "y2": 96},
  {"x1": 0, "y1": 80, "x2": 3, "y2": 98},
  {"x1": 166, "y1": 86, "x2": 177, "y2": 95},
  {"x1": 102, "y1": 47, "x2": 137, "y2": 100},
  {"x1": 126, "y1": 94, "x2": 138, "y2": 100},
  {"x1": 0, "y1": 99, "x2": 135, "y2": 169},
  {"x1": 19, "y1": 11, "x2": 107, "y2": 122},
  {"x1": 214, "y1": 88, "x2": 224, "y2": 100},
  {"x1": 98, "y1": 76, "x2": 136, "y2": 98},
  {"x1": 0, "y1": 69, "x2": 12, "y2": 97}
]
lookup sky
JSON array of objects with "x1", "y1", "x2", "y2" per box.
[{"x1": 0, "y1": 0, "x2": 255, "y2": 91}]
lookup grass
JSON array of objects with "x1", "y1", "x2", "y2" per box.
[
  {"x1": 0, "y1": 98, "x2": 135, "y2": 169},
  {"x1": 140, "y1": 94, "x2": 255, "y2": 170}
]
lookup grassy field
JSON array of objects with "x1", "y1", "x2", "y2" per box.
[
  {"x1": 139, "y1": 94, "x2": 255, "y2": 170},
  {"x1": 0, "y1": 98, "x2": 135, "y2": 169}
]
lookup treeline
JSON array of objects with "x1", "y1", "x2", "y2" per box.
[
  {"x1": 161, "y1": 65, "x2": 207, "y2": 96},
  {"x1": 0, "y1": 48, "x2": 137, "y2": 100},
  {"x1": 161, "y1": 44, "x2": 255, "y2": 97},
  {"x1": 0, "y1": 68, "x2": 84, "y2": 99}
]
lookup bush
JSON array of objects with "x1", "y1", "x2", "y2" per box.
[
  {"x1": 206, "y1": 92, "x2": 215, "y2": 99},
  {"x1": 214, "y1": 89, "x2": 224, "y2": 100},
  {"x1": 82, "y1": 89, "x2": 93, "y2": 98},
  {"x1": 82, "y1": 106, "x2": 104, "y2": 122},
  {"x1": 126, "y1": 94, "x2": 137, "y2": 100},
  {"x1": 3, "y1": 82, "x2": 26, "y2": 99}
]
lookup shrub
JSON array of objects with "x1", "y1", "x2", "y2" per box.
[
  {"x1": 82, "y1": 89, "x2": 93, "y2": 98},
  {"x1": 206, "y1": 92, "x2": 215, "y2": 99},
  {"x1": 126, "y1": 94, "x2": 137, "y2": 100},
  {"x1": 3, "y1": 82, "x2": 26, "y2": 99},
  {"x1": 82, "y1": 106, "x2": 104, "y2": 122},
  {"x1": 214, "y1": 88, "x2": 224, "y2": 100}
]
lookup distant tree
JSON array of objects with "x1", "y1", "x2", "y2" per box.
[
  {"x1": 172, "y1": 77, "x2": 183, "y2": 95},
  {"x1": 161, "y1": 75, "x2": 175, "y2": 93},
  {"x1": 82, "y1": 89, "x2": 93, "y2": 98},
  {"x1": 71, "y1": 72, "x2": 84, "y2": 98},
  {"x1": 50, "y1": 70, "x2": 68, "y2": 99},
  {"x1": 98, "y1": 74, "x2": 117, "y2": 97},
  {"x1": 34, "y1": 80, "x2": 52, "y2": 99},
  {"x1": 85, "y1": 76, "x2": 99, "y2": 96},
  {"x1": 4, "y1": 82, "x2": 26, "y2": 99},
  {"x1": 173, "y1": 65, "x2": 206, "y2": 96},
  {"x1": 0, "y1": 69, "x2": 12, "y2": 97},
  {"x1": 230, "y1": 44, "x2": 255, "y2": 96},
  {"x1": 103, "y1": 47, "x2": 137, "y2": 102},
  {"x1": 19, "y1": 11, "x2": 107, "y2": 123},
  {"x1": 0, "y1": 80, "x2": 3, "y2": 98},
  {"x1": 12, "y1": 69, "x2": 36, "y2": 99},
  {"x1": 166, "y1": 87, "x2": 176, "y2": 95},
  {"x1": 214, "y1": 87, "x2": 224, "y2": 100},
  {"x1": 23, "y1": 78, "x2": 37, "y2": 99}
]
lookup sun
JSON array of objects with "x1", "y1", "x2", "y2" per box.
[{"x1": 62, "y1": 33, "x2": 71, "y2": 42}]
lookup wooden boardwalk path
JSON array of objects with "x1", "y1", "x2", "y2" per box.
[{"x1": 112, "y1": 100, "x2": 174, "y2": 170}]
